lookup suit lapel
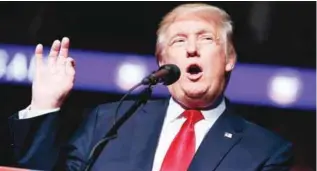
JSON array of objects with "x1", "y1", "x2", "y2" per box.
[
  {"x1": 130, "y1": 98, "x2": 169, "y2": 171},
  {"x1": 188, "y1": 107, "x2": 245, "y2": 171}
]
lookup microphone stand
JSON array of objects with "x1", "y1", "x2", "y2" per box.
[{"x1": 83, "y1": 85, "x2": 153, "y2": 171}]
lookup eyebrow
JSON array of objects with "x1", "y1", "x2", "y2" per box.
[
  {"x1": 170, "y1": 29, "x2": 215, "y2": 39},
  {"x1": 196, "y1": 29, "x2": 215, "y2": 36},
  {"x1": 167, "y1": 33, "x2": 187, "y2": 45},
  {"x1": 170, "y1": 33, "x2": 187, "y2": 39}
]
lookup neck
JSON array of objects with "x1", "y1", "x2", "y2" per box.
[
  {"x1": 172, "y1": 94, "x2": 224, "y2": 110},
  {"x1": 201, "y1": 94, "x2": 224, "y2": 111}
]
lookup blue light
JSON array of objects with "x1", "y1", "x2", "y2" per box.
[{"x1": 0, "y1": 44, "x2": 315, "y2": 110}]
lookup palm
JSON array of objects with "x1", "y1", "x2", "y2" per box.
[{"x1": 31, "y1": 38, "x2": 75, "y2": 110}]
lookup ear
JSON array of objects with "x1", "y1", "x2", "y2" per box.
[{"x1": 225, "y1": 44, "x2": 237, "y2": 72}]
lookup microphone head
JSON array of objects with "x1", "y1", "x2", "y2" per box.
[{"x1": 159, "y1": 64, "x2": 181, "y2": 85}]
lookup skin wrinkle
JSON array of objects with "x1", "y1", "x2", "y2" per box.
[{"x1": 154, "y1": 3, "x2": 237, "y2": 109}]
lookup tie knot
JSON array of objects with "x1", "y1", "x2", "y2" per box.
[{"x1": 182, "y1": 110, "x2": 204, "y2": 124}]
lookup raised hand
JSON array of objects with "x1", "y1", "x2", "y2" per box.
[{"x1": 30, "y1": 37, "x2": 75, "y2": 110}]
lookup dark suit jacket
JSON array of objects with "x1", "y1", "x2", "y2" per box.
[{"x1": 8, "y1": 99, "x2": 293, "y2": 171}]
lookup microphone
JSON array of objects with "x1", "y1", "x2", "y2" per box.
[
  {"x1": 141, "y1": 64, "x2": 181, "y2": 86},
  {"x1": 83, "y1": 64, "x2": 180, "y2": 171}
]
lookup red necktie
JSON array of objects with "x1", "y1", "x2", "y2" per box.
[{"x1": 160, "y1": 110, "x2": 204, "y2": 171}]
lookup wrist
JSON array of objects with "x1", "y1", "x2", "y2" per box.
[{"x1": 30, "y1": 100, "x2": 62, "y2": 110}]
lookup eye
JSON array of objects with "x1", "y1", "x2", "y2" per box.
[
  {"x1": 173, "y1": 38, "x2": 185, "y2": 44},
  {"x1": 201, "y1": 36, "x2": 213, "y2": 41},
  {"x1": 170, "y1": 37, "x2": 187, "y2": 46}
]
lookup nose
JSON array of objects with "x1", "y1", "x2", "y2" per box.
[{"x1": 186, "y1": 40, "x2": 199, "y2": 57}]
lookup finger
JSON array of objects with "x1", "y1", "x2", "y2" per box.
[
  {"x1": 57, "y1": 37, "x2": 70, "y2": 69},
  {"x1": 59, "y1": 37, "x2": 70, "y2": 59},
  {"x1": 48, "y1": 40, "x2": 61, "y2": 65},
  {"x1": 65, "y1": 57, "x2": 76, "y2": 76},
  {"x1": 34, "y1": 44, "x2": 43, "y2": 67}
]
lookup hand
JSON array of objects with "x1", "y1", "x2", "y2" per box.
[{"x1": 30, "y1": 37, "x2": 75, "y2": 110}]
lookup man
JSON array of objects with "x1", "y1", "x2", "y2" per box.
[{"x1": 8, "y1": 3, "x2": 293, "y2": 171}]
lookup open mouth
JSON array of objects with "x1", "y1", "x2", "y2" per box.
[
  {"x1": 187, "y1": 64, "x2": 202, "y2": 75},
  {"x1": 186, "y1": 64, "x2": 203, "y2": 81}
]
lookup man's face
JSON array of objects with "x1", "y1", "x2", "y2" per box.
[{"x1": 159, "y1": 14, "x2": 235, "y2": 109}]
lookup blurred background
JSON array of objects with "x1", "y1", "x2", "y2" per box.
[{"x1": 0, "y1": 1, "x2": 315, "y2": 171}]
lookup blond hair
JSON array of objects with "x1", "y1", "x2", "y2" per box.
[{"x1": 155, "y1": 3, "x2": 234, "y2": 60}]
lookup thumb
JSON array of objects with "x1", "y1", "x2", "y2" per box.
[{"x1": 65, "y1": 57, "x2": 75, "y2": 76}]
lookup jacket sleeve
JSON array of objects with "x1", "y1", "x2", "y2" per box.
[
  {"x1": 7, "y1": 108, "x2": 88, "y2": 171},
  {"x1": 53, "y1": 106, "x2": 102, "y2": 171},
  {"x1": 261, "y1": 142, "x2": 294, "y2": 171}
]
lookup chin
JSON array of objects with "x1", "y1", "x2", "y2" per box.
[
  {"x1": 185, "y1": 91, "x2": 205, "y2": 99},
  {"x1": 181, "y1": 97, "x2": 208, "y2": 109},
  {"x1": 181, "y1": 90, "x2": 207, "y2": 108},
  {"x1": 183, "y1": 84, "x2": 208, "y2": 97}
]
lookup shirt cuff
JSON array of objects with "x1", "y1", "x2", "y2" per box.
[{"x1": 18, "y1": 105, "x2": 60, "y2": 119}]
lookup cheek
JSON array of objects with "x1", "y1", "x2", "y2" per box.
[
  {"x1": 164, "y1": 48, "x2": 188, "y2": 68},
  {"x1": 201, "y1": 51, "x2": 226, "y2": 76}
]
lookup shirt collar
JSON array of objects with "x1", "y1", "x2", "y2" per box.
[{"x1": 165, "y1": 97, "x2": 226, "y2": 123}]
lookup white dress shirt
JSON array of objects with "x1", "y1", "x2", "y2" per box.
[
  {"x1": 151, "y1": 97, "x2": 226, "y2": 171},
  {"x1": 18, "y1": 97, "x2": 225, "y2": 171},
  {"x1": 18, "y1": 105, "x2": 60, "y2": 119}
]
